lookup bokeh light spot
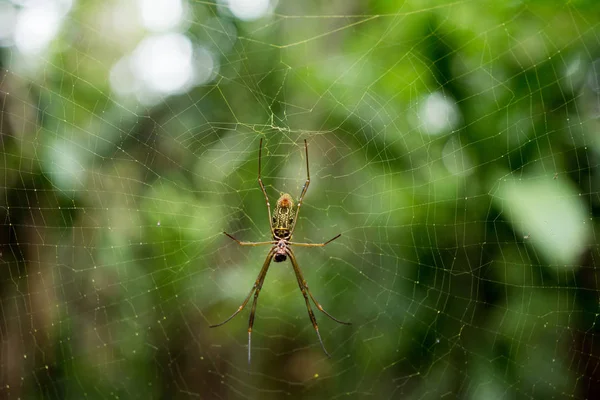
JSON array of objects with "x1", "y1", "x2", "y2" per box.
[
  {"x1": 138, "y1": 0, "x2": 184, "y2": 32},
  {"x1": 225, "y1": 0, "x2": 271, "y2": 21},
  {"x1": 419, "y1": 92, "x2": 460, "y2": 136},
  {"x1": 132, "y1": 33, "x2": 193, "y2": 94}
]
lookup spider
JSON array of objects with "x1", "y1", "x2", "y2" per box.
[{"x1": 210, "y1": 138, "x2": 351, "y2": 364}]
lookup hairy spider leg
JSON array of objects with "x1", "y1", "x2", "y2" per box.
[
  {"x1": 290, "y1": 139, "x2": 310, "y2": 237},
  {"x1": 287, "y1": 249, "x2": 351, "y2": 326},
  {"x1": 287, "y1": 247, "x2": 351, "y2": 330},
  {"x1": 285, "y1": 248, "x2": 330, "y2": 356},
  {"x1": 258, "y1": 138, "x2": 275, "y2": 237},
  {"x1": 210, "y1": 248, "x2": 275, "y2": 364}
]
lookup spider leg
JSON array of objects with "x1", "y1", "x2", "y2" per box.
[
  {"x1": 258, "y1": 138, "x2": 275, "y2": 237},
  {"x1": 209, "y1": 249, "x2": 275, "y2": 330},
  {"x1": 287, "y1": 249, "x2": 351, "y2": 325},
  {"x1": 246, "y1": 256, "x2": 271, "y2": 365},
  {"x1": 290, "y1": 139, "x2": 310, "y2": 236},
  {"x1": 223, "y1": 232, "x2": 276, "y2": 246},
  {"x1": 286, "y1": 248, "x2": 341, "y2": 358},
  {"x1": 289, "y1": 233, "x2": 341, "y2": 247}
]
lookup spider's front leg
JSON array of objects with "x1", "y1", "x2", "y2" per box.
[
  {"x1": 209, "y1": 248, "x2": 276, "y2": 365},
  {"x1": 286, "y1": 248, "x2": 351, "y2": 358}
]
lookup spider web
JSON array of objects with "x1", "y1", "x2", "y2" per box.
[{"x1": 1, "y1": 0, "x2": 599, "y2": 398}]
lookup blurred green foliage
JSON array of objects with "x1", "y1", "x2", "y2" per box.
[{"x1": 1, "y1": 0, "x2": 600, "y2": 399}]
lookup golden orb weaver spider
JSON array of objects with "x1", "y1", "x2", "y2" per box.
[{"x1": 210, "y1": 138, "x2": 351, "y2": 364}]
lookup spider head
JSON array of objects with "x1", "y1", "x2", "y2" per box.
[
  {"x1": 273, "y1": 239, "x2": 288, "y2": 262},
  {"x1": 274, "y1": 253, "x2": 287, "y2": 263}
]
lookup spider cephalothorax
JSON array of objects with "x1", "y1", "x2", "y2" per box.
[
  {"x1": 273, "y1": 239, "x2": 288, "y2": 262},
  {"x1": 211, "y1": 138, "x2": 350, "y2": 365}
]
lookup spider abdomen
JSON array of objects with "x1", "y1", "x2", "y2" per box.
[{"x1": 272, "y1": 193, "x2": 294, "y2": 240}]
